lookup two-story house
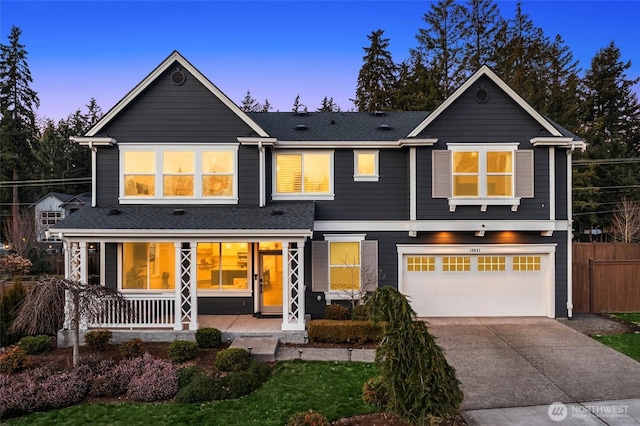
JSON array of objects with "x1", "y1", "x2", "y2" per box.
[{"x1": 51, "y1": 51, "x2": 584, "y2": 333}]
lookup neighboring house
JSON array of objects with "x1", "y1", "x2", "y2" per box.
[
  {"x1": 51, "y1": 51, "x2": 584, "y2": 333},
  {"x1": 31, "y1": 192, "x2": 91, "y2": 243}
]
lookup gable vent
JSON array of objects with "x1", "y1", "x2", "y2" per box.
[
  {"x1": 377, "y1": 124, "x2": 392, "y2": 131},
  {"x1": 294, "y1": 124, "x2": 308, "y2": 131},
  {"x1": 474, "y1": 87, "x2": 490, "y2": 103},
  {"x1": 171, "y1": 69, "x2": 186, "y2": 86}
]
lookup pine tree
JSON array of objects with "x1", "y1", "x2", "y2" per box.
[
  {"x1": 240, "y1": 90, "x2": 259, "y2": 112},
  {"x1": 542, "y1": 34, "x2": 580, "y2": 129},
  {"x1": 414, "y1": 0, "x2": 466, "y2": 98},
  {"x1": 0, "y1": 26, "x2": 40, "y2": 241},
  {"x1": 461, "y1": 0, "x2": 501, "y2": 72},
  {"x1": 317, "y1": 96, "x2": 340, "y2": 112},
  {"x1": 573, "y1": 42, "x2": 640, "y2": 236},
  {"x1": 354, "y1": 29, "x2": 397, "y2": 112},
  {"x1": 291, "y1": 94, "x2": 304, "y2": 113},
  {"x1": 260, "y1": 99, "x2": 272, "y2": 112},
  {"x1": 393, "y1": 51, "x2": 442, "y2": 111}
]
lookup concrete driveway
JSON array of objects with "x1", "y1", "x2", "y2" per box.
[{"x1": 425, "y1": 317, "x2": 640, "y2": 424}]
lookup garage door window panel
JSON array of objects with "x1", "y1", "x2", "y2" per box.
[
  {"x1": 443, "y1": 256, "x2": 470, "y2": 272},
  {"x1": 407, "y1": 256, "x2": 435, "y2": 272},
  {"x1": 513, "y1": 256, "x2": 541, "y2": 271},
  {"x1": 478, "y1": 256, "x2": 506, "y2": 271}
]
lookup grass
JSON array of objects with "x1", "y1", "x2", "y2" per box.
[
  {"x1": 593, "y1": 333, "x2": 640, "y2": 362},
  {"x1": 2, "y1": 361, "x2": 379, "y2": 425},
  {"x1": 608, "y1": 312, "x2": 640, "y2": 325}
]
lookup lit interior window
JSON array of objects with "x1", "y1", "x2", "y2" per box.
[
  {"x1": 202, "y1": 151, "x2": 234, "y2": 196},
  {"x1": 122, "y1": 243, "x2": 175, "y2": 290},
  {"x1": 196, "y1": 242, "x2": 248, "y2": 290},
  {"x1": 163, "y1": 151, "x2": 194, "y2": 196},
  {"x1": 329, "y1": 241, "x2": 360, "y2": 291},
  {"x1": 124, "y1": 151, "x2": 155, "y2": 196},
  {"x1": 275, "y1": 152, "x2": 330, "y2": 194}
]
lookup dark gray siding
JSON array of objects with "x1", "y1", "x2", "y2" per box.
[
  {"x1": 305, "y1": 230, "x2": 569, "y2": 318},
  {"x1": 555, "y1": 150, "x2": 568, "y2": 220},
  {"x1": 198, "y1": 297, "x2": 253, "y2": 315},
  {"x1": 104, "y1": 243, "x2": 118, "y2": 290},
  {"x1": 414, "y1": 76, "x2": 555, "y2": 221},
  {"x1": 96, "y1": 146, "x2": 120, "y2": 205},
  {"x1": 98, "y1": 63, "x2": 257, "y2": 143},
  {"x1": 314, "y1": 149, "x2": 410, "y2": 221},
  {"x1": 237, "y1": 145, "x2": 259, "y2": 205}
]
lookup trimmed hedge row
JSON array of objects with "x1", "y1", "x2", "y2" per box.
[{"x1": 307, "y1": 320, "x2": 385, "y2": 344}]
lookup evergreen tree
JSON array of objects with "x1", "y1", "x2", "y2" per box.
[
  {"x1": 393, "y1": 51, "x2": 442, "y2": 111},
  {"x1": 291, "y1": 94, "x2": 305, "y2": 113},
  {"x1": 0, "y1": 26, "x2": 40, "y2": 241},
  {"x1": 260, "y1": 99, "x2": 272, "y2": 112},
  {"x1": 573, "y1": 42, "x2": 640, "y2": 236},
  {"x1": 461, "y1": 0, "x2": 501, "y2": 72},
  {"x1": 542, "y1": 34, "x2": 580, "y2": 129},
  {"x1": 414, "y1": 0, "x2": 466, "y2": 98},
  {"x1": 354, "y1": 29, "x2": 397, "y2": 112},
  {"x1": 492, "y1": 2, "x2": 552, "y2": 110},
  {"x1": 240, "y1": 90, "x2": 259, "y2": 112},
  {"x1": 317, "y1": 96, "x2": 340, "y2": 112}
]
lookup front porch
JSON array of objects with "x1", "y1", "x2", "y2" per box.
[{"x1": 58, "y1": 314, "x2": 308, "y2": 348}]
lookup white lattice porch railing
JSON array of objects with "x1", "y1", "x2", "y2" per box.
[{"x1": 89, "y1": 294, "x2": 176, "y2": 328}]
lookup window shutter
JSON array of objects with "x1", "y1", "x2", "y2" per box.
[
  {"x1": 361, "y1": 240, "x2": 379, "y2": 290},
  {"x1": 312, "y1": 241, "x2": 329, "y2": 292},
  {"x1": 432, "y1": 150, "x2": 452, "y2": 198},
  {"x1": 515, "y1": 150, "x2": 534, "y2": 198}
]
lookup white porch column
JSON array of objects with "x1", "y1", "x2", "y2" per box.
[
  {"x1": 282, "y1": 240, "x2": 306, "y2": 331},
  {"x1": 79, "y1": 241, "x2": 88, "y2": 284},
  {"x1": 175, "y1": 242, "x2": 198, "y2": 331},
  {"x1": 189, "y1": 241, "x2": 198, "y2": 330},
  {"x1": 173, "y1": 242, "x2": 182, "y2": 331}
]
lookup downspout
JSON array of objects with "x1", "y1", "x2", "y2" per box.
[
  {"x1": 566, "y1": 145, "x2": 575, "y2": 319},
  {"x1": 258, "y1": 141, "x2": 266, "y2": 207},
  {"x1": 89, "y1": 141, "x2": 97, "y2": 207}
]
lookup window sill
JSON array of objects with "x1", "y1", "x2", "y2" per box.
[
  {"x1": 272, "y1": 193, "x2": 335, "y2": 201},
  {"x1": 354, "y1": 175, "x2": 379, "y2": 182},
  {"x1": 119, "y1": 198, "x2": 239, "y2": 205},
  {"x1": 197, "y1": 290, "x2": 252, "y2": 297},
  {"x1": 324, "y1": 291, "x2": 362, "y2": 305},
  {"x1": 448, "y1": 197, "x2": 521, "y2": 212}
]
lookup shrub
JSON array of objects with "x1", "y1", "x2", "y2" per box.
[
  {"x1": 248, "y1": 359, "x2": 272, "y2": 382},
  {"x1": 178, "y1": 365, "x2": 206, "y2": 389},
  {"x1": 167, "y1": 339, "x2": 199, "y2": 362},
  {"x1": 82, "y1": 359, "x2": 128, "y2": 397},
  {"x1": 307, "y1": 320, "x2": 385, "y2": 344},
  {"x1": 287, "y1": 409, "x2": 329, "y2": 426},
  {"x1": 0, "y1": 281, "x2": 26, "y2": 347},
  {"x1": 362, "y1": 376, "x2": 388, "y2": 407},
  {"x1": 351, "y1": 304, "x2": 369, "y2": 321},
  {"x1": 221, "y1": 371, "x2": 261, "y2": 398},
  {"x1": 174, "y1": 374, "x2": 227, "y2": 403},
  {"x1": 29, "y1": 258, "x2": 52, "y2": 275},
  {"x1": 0, "y1": 345, "x2": 31, "y2": 373},
  {"x1": 84, "y1": 329, "x2": 113, "y2": 352},
  {"x1": 39, "y1": 368, "x2": 90, "y2": 410},
  {"x1": 324, "y1": 303, "x2": 349, "y2": 320},
  {"x1": 19, "y1": 335, "x2": 52, "y2": 355},
  {"x1": 127, "y1": 357, "x2": 178, "y2": 402},
  {"x1": 214, "y1": 347, "x2": 252, "y2": 372},
  {"x1": 195, "y1": 327, "x2": 222, "y2": 348},
  {"x1": 119, "y1": 338, "x2": 144, "y2": 358}
]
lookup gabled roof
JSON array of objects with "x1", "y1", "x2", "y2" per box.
[
  {"x1": 49, "y1": 202, "x2": 315, "y2": 237},
  {"x1": 59, "y1": 192, "x2": 91, "y2": 207},
  {"x1": 30, "y1": 192, "x2": 74, "y2": 208},
  {"x1": 248, "y1": 111, "x2": 429, "y2": 143},
  {"x1": 86, "y1": 51, "x2": 269, "y2": 138},
  {"x1": 408, "y1": 65, "x2": 575, "y2": 139}
]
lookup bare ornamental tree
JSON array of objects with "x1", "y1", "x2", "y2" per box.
[{"x1": 611, "y1": 198, "x2": 640, "y2": 243}]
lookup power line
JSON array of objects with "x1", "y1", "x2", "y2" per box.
[{"x1": 0, "y1": 177, "x2": 91, "y2": 188}]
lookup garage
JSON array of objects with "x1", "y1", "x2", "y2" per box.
[{"x1": 397, "y1": 244, "x2": 555, "y2": 317}]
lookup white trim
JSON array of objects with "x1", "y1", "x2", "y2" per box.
[
  {"x1": 408, "y1": 65, "x2": 563, "y2": 138},
  {"x1": 271, "y1": 139, "x2": 438, "y2": 149},
  {"x1": 409, "y1": 147, "x2": 417, "y2": 222},
  {"x1": 87, "y1": 51, "x2": 269, "y2": 138},
  {"x1": 530, "y1": 137, "x2": 586, "y2": 150},
  {"x1": 353, "y1": 149, "x2": 379, "y2": 181},
  {"x1": 57, "y1": 230, "x2": 313, "y2": 239},
  {"x1": 71, "y1": 137, "x2": 117, "y2": 146},
  {"x1": 314, "y1": 219, "x2": 569, "y2": 233},
  {"x1": 549, "y1": 147, "x2": 555, "y2": 221},
  {"x1": 566, "y1": 148, "x2": 574, "y2": 317},
  {"x1": 323, "y1": 234, "x2": 366, "y2": 296}
]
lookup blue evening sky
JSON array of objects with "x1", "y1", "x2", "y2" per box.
[{"x1": 1, "y1": 0, "x2": 639, "y2": 121}]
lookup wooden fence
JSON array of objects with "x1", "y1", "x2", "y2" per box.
[{"x1": 572, "y1": 243, "x2": 640, "y2": 313}]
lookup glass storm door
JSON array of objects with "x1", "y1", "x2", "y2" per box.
[{"x1": 259, "y1": 252, "x2": 283, "y2": 314}]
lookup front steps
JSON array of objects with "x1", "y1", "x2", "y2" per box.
[{"x1": 230, "y1": 337, "x2": 279, "y2": 362}]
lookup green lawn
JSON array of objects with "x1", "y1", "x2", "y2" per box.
[
  {"x1": 3, "y1": 361, "x2": 379, "y2": 426},
  {"x1": 609, "y1": 312, "x2": 640, "y2": 325},
  {"x1": 594, "y1": 333, "x2": 640, "y2": 362}
]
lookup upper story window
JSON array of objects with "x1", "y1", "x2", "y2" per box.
[
  {"x1": 273, "y1": 151, "x2": 334, "y2": 200},
  {"x1": 354, "y1": 150, "x2": 379, "y2": 182},
  {"x1": 40, "y1": 211, "x2": 63, "y2": 241},
  {"x1": 433, "y1": 143, "x2": 533, "y2": 212},
  {"x1": 120, "y1": 144, "x2": 238, "y2": 204}
]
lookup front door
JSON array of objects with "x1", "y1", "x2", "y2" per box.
[{"x1": 259, "y1": 251, "x2": 283, "y2": 314}]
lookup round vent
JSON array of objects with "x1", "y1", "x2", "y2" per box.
[
  {"x1": 474, "y1": 87, "x2": 490, "y2": 103},
  {"x1": 171, "y1": 70, "x2": 186, "y2": 86}
]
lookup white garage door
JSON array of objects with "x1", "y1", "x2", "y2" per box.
[{"x1": 399, "y1": 245, "x2": 554, "y2": 317}]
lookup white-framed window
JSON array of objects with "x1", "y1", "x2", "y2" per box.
[
  {"x1": 40, "y1": 211, "x2": 63, "y2": 241},
  {"x1": 120, "y1": 144, "x2": 238, "y2": 204},
  {"x1": 354, "y1": 150, "x2": 379, "y2": 181},
  {"x1": 272, "y1": 151, "x2": 334, "y2": 200},
  {"x1": 311, "y1": 235, "x2": 378, "y2": 302},
  {"x1": 122, "y1": 242, "x2": 176, "y2": 290},
  {"x1": 433, "y1": 143, "x2": 533, "y2": 211}
]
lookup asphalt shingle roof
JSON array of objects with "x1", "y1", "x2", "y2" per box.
[
  {"x1": 51, "y1": 202, "x2": 315, "y2": 232},
  {"x1": 247, "y1": 111, "x2": 429, "y2": 141}
]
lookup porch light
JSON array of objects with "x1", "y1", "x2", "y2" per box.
[
  {"x1": 248, "y1": 347, "x2": 252, "y2": 354},
  {"x1": 348, "y1": 347, "x2": 353, "y2": 361},
  {"x1": 298, "y1": 349, "x2": 303, "y2": 359}
]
